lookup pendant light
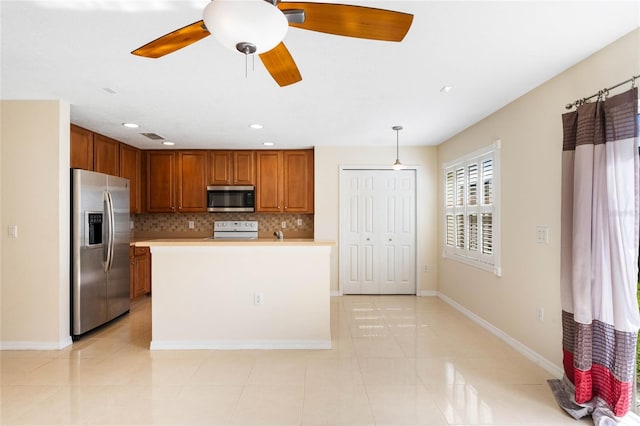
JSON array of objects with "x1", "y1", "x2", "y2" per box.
[{"x1": 392, "y1": 125, "x2": 404, "y2": 170}]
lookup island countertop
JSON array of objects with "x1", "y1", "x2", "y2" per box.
[
  {"x1": 145, "y1": 238, "x2": 333, "y2": 350},
  {"x1": 133, "y1": 238, "x2": 335, "y2": 247}
]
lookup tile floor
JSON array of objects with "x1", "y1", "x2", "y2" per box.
[{"x1": 0, "y1": 295, "x2": 590, "y2": 425}]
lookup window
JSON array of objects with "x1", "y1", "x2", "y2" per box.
[{"x1": 443, "y1": 141, "x2": 500, "y2": 275}]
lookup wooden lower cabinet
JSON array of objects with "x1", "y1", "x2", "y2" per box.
[{"x1": 130, "y1": 246, "x2": 151, "y2": 299}]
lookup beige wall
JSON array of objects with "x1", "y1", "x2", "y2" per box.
[
  {"x1": 437, "y1": 29, "x2": 640, "y2": 370},
  {"x1": 1, "y1": 100, "x2": 71, "y2": 348},
  {"x1": 314, "y1": 145, "x2": 439, "y2": 294}
]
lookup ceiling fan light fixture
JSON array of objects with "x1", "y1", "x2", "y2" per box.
[{"x1": 203, "y1": 0, "x2": 289, "y2": 54}]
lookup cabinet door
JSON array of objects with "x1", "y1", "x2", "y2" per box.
[
  {"x1": 119, "y1": 144, "x2": 141, "y2": 214},
  {"x1": 256, "y1": 151, "x2": 282, "y2": 212},
  {"x1": 283, "y1": 150, "x2": 314, "y2": 213},
  {"x1": 70, "y1": 124, "x2": 94, "y2": 170},
  {"x1": 233, "y1": 151, "x2": 255, "y2": 185},
  {"x1": 129, "y1": 246, "x2": 135, "y2": 299},
  {"x1": 177, "y1": 151, "x2": 208, "y2": 212},
  {"x1": 146, "y1": 151, "x2": 176, "y2": 212},
  {"x1": 209, "y1": 151, "x2": 233, "y2": 185},
  {"x1": 93, "y1": 134, "x2": 120, "y2": 176},
  {"x1": 134, "y1": 247, "x2": 151, "y2": 297}
]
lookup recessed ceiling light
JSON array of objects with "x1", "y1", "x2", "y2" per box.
[
  {"x1": 162, "y1": 141, "x2": 175, "y2": 146},
  {"x1": 122, "y1": 122, "x2": 139, "y2": 128},
  {"x1": 263, "y1": 142, "x2": 275, "y2": 147},
  {"x1": 440, "y1": 85, "x2": 453, "y2": 93},
  {"x1": 250, "y1": 124, "x2": 264, "y2": 129}
]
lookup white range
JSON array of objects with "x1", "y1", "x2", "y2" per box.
[{"x1": 213, "y1": 220, "x2": 258, "y2": 239}]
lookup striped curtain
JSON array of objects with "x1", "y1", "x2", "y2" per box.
[{"x1": 555, "y1": 87, "x2": 640, "y2": 420}]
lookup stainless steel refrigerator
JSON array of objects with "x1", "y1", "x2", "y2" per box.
[{"x1": 71, "y1": 169, "x2": 130, "y2": 339}]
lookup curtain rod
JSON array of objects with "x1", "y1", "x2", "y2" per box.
[{"x1": 565, "y1": 75, "x2": 639, "y2": 110}]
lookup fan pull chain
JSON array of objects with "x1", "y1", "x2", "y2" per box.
[{"x1": 243, "y1": 54, "x2": 256, "y2": 79}]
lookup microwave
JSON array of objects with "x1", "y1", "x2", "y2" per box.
[{"x1": 207, "y1": 185, "x2": 255, "y2": 212}]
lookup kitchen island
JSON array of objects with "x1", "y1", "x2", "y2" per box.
[{"x1": 134, "y1": 238, "x2": 334, "y2": 350}]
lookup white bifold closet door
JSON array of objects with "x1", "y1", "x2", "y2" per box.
[{"x1": 340, "y1": 169, "x2": 416, "y2": 294}]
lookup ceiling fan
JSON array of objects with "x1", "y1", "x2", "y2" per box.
[{"x1": 131, "y1": 0, "x2": 413, "y2": 87}]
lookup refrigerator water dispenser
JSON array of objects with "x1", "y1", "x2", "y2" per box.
[{"x1": 86, "y1": 212, "x2": 103, "y2": 246}]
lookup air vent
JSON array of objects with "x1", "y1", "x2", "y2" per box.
[{"x1": 140, "y1": 132, "x2": 165, "y2": 140}]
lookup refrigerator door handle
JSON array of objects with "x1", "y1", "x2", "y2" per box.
[{"x1": 104, "y1": 191, "x2": 115, "y2": 272}]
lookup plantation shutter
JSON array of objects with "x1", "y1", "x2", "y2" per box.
[{"x1": 442, "y1": 143, "x2": 499, "y2": 274}]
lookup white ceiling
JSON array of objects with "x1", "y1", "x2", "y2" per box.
[{"x1": 1, "y1": 1, "x2": 638, "y2": 150}]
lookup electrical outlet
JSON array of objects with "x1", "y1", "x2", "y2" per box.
[
  {"x1": 254, "y1": 292, "x2": 264, "y2": 305},
  {"x1": 536, "y1": 307, "x2": 544, "y2": 322},
  {"x1": 8, "y1": 225, "x2": 18, "y2": 239},
  {"x1": 188, "y1": 221, "x2": 195, "y2": 229},
  {"x1": 130, "y1": 221, "x2": 134, "y2": 230},
  {"x1": 296, "y1": 219, "x2": 302, "y2": 226},
  {"x1": 423, "y1": 265, "x2": 428, "y2": 272},
  {"x1": 281, "y1": 221, "x2": 286, "y2": 229}
]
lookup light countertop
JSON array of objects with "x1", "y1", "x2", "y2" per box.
[{"x1": 133, "y1": 238, "x2": 335, "y2": 247}]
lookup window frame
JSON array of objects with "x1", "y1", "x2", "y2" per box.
[{"x1": 443, "y1": 141, "x2": 501, "y2": 276}]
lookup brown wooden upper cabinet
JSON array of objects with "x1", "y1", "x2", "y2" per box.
[
  {"x1": 145, "y1": 150, "x2": 208, "y2": 213},
  {"x1": 93, "y1": 134, "x2": 120, "y2": 176},
  {"x1": 70, "y1": 124, "x2": 94, "y2": 170},
  {"x1": 145, "y1": 151, "x2": 176, "y2": 213},
  {"x1": 119, "y1": 144, "x2": 142, "y2": 214},
  {"x1": 177, "y1": 151, "x2": 208, "y2": 212},
  {"x1": 256, "y1": 149, "x2": 313, "y2": 213},
  {"x1": 209, "y1": 150, "x2": 255, "y2": 185}
]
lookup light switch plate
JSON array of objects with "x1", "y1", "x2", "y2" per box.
[
  {"x1": 536, "y1": 226, "x2": 549, "y2": 244},
  {"x1": 8, "y1": 225, "x2": 18, "y2": 239}
]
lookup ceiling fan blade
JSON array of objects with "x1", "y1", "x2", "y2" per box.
[
  {"x1": 278, "y1": 2, "x2": 413, "y2": 42},
  {"x1": 259, "y1": 42, "x2": 302, "y2": 87},
  {"x1": 131, "y1": 20, "x2": 210, "y2": 58}
]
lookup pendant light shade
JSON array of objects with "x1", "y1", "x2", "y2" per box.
[
  {"x1": 392, "y1": 125, "x2": 404, "y2": 170},
  {"x1": 203, "y1": 0, "x2": 289, "y2": 55}
]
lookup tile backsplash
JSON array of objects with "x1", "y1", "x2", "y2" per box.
[{"x1": 132, "y1": 213, "x2": 314, "y2": 238}]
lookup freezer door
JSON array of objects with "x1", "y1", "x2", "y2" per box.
[
  {"x1": 72, "y1": 169, "x2": 108, "y2": 335},
  {"x1": 106, "y1": 175, "x2": 131, "y2": 320}
]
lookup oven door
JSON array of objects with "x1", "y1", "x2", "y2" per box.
[{"x1": 207, "y1": 185, "x2": 255, "y2": 212}]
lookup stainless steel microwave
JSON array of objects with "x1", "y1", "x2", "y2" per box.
[{"x1": 206, "y1": 185, "x2": 255, "y2": 212}]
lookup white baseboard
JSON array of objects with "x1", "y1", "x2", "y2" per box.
[
  {"x1": 418, "y1": 290, "x2": 438, "y2": 297},
  {"x1": 1, "y1": 336, "x2": 73, "y2": 350},
  {"x1": 150, "y1": 340, "x2": 333, "y2": 350},
  {"x1": 437, "y1": 292, "x2": 563, "y2": 378}
]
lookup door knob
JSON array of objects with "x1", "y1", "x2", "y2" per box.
[
  {"x1": 388, "y1": 238, "x2": 392, "y2": 241},
  {"x1": 366, "y1": 238, "x2": 370, "y2": 241}
]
